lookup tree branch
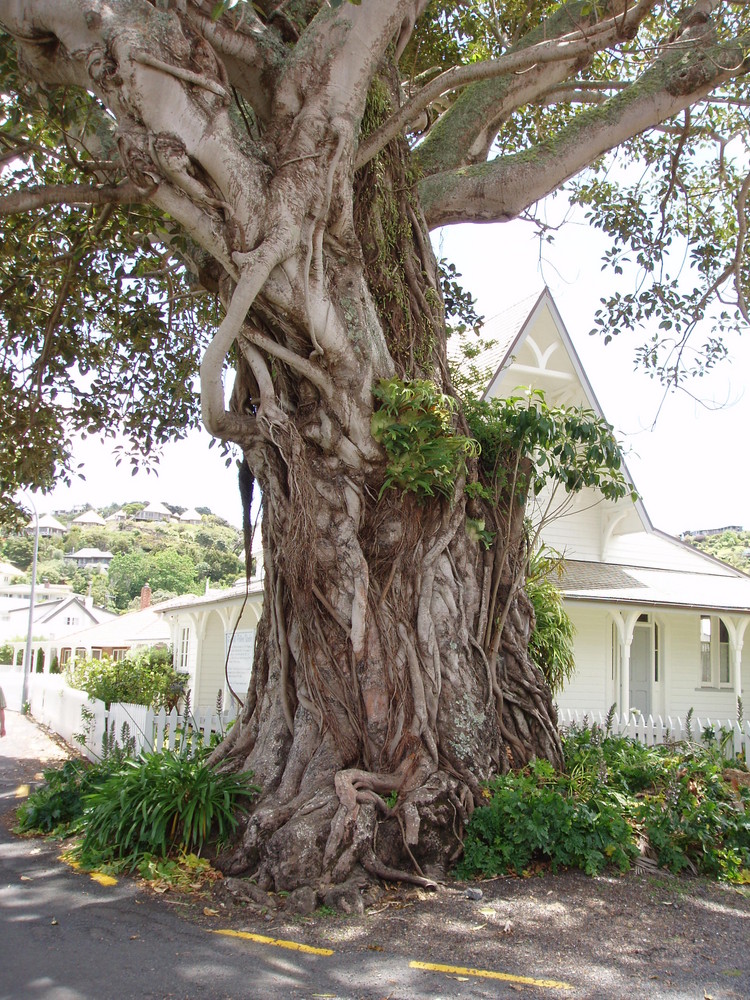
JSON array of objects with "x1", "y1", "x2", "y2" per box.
[
  {"x1": 356, "y1": 0, "x2": 655, "y2": 170},
  {"x1": 415, "y1": 0, "x2": 649, "y2": 178},
  {"x1": 421, "y1": 29, "x2": 750, "y2": 229},
  {"x1": 0, "y1": 179, "x2": 151, "y2": 216}
]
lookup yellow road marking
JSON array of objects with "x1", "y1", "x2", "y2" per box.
[
  {"x1": 15, "y1": 783, "x2": 30, "y2": 799},
  {"x1": 409, "y1": 960, "x2": 574, "y2": 991},
  {"x1": 89, "y1": 872, "x2": 118, "y2": 886},
  {"x1": 58, "y1": 854, "x2": 117, "y2": 886},
  {"x1": 212, "y1": 928, "x2": 334, "y2": 956}
]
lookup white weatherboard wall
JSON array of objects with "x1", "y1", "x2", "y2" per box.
[{"x1": 555, "y1": 605, "x2": 609, "y2": 713}]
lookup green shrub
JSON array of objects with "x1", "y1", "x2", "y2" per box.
[
  {"x1": 0, "y1": 641, "x2": 13, "y2": 664},
  {"x1": 457, "y1": 758, "x2": 635, "y2": 878},
  {"x1": 77, "y1": 751, "x2": 259, "y2": 869},
  {"x1": 15, "y1": 759, "x2": 111, "y2": 835},
  {"x1": 459, "y1": 728, "x2": 750, "y2": 883},
  {"x1": 526, "y1": 574, "x2": 576, "y2": 694},
  {"x1": 65, "y1": 646, "x2": 186, "y2": 709}
]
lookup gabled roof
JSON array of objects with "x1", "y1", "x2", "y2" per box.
[
  {"x1": 60, "y1": 603, "x2": 171, "y2": 649},
  {"x1": 36, "y1": 513, "x2": 66, "y2": 531},
  {"x1": 0, "y1": 561, "x2": 23, "y2": 579},
  {"x1": 470, "y1": 287, "x2": 652, "y2": 535},
  {"x1": 142, "y1": 500, "x2": 172, "y2": 515},
  {"x1": 179, "y1": 508, "x2": 202, "y2": 522},
  {"x1": 73, "y1": 508, "x2": 106, "y2": 525}
]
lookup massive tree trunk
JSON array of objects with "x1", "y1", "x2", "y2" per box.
[
  {"x1": 1, "y1": 0, "x2": 564, "y2": 892},
  {"x1": 205, "y1": 88, "x2": 561, "y2": 890}
]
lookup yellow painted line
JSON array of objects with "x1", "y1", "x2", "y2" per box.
[
  {"x1": 58, "y1": 854, "x2": 117, "y2": 886},
  {"x1": 409, "y1": 960, "x2": 574, "y2": 991},
  {"x1": 212, "y1": 928, "x2": 334, "y2": 956},
  {"x1": 15, "y1": 783, "x2": 30, "y2": 799},
  {"x1": 89, "y1": 872, "x2": 118, "y2": 886}
]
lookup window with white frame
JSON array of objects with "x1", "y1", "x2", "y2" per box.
[
  {"x1": 700, "y1": 616, "x2": 731, "y2": 687},
  {"x1": 179, "y1": 626, "x2": 190, "y2": 671}
]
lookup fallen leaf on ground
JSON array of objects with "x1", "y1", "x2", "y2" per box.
[{"x1": 203, "y1": 907, "x2": 219, "y2": 916}]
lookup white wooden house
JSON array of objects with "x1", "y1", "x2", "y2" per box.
[
  {"x1": 478, "y1": 288, "x2": 750, "y2": 721},
  {"x1": 157, "y1": 582, "x2": 264, "y2": 709}
]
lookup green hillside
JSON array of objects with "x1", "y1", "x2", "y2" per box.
[
  {"x1": 0, "y1": 505, "x2": 245, "y2": 610},
  {"x1": 682, "y1": 529, "x2": 750, "y2": 574}
]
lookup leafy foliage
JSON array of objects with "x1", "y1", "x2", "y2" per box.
[
  {"x1": 371, "y1": 377, "x2": 479, "y2": 500},
  {"x1": 465, "y1": 390, "x2": 635, "y2": 504},
  {"x1": 457, "y1": 757, "x2": 636, "y2": 878},
  {"x1": 527, "y1": 569, "x2": 576, "y2": 694},
  {"x1": 65, "y1": 647, "x2": 186, "y2": 709},
  {"x1": 683, "y1": 528, "x2": 750, "y2": 574},
  {"x1": 15, "y1": 758, "x2": 111, "y2": 836},
  {"x1": 16, "y1": 749, "x2": 259, "y2": 876},
  {"x1": 76, "y1": 751, "x2": 258, "y2": 870},
  {"x1": 459, "y1": 726, "x2": 750, "y2": 883}
]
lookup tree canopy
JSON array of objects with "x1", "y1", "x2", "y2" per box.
[{"x1": 0, "y1": 0, "x2": 748, "y2": 515}]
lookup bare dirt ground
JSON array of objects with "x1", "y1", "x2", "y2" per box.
[{"x1": 167, "y1": 863, "x2": 750, "y2": 998}]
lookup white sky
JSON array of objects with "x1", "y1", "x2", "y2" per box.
[{"x1": 42, "y1": 208, "x2": 750, "y2": 537}]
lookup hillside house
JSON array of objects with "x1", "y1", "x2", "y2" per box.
[
  {"x1": 73, "y1": 508, "x2": 106, "y2": 527},
  {"x1": 135, "y1": 501, "x2": 173, "y2": 522},
  {"x1": 31, "y1": 513, "x2": 66, "y2": 538},
  {"x1": 63, "y1": 547, "x2": 114, "y2": 571}
]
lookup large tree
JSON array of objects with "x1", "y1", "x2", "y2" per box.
[{"x1": 1, "y1": 0, "x2": 749, "y2": 892}]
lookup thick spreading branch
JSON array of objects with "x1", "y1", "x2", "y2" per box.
[
  {"x1": 356, "y1": 0, "x2": 655, "y2": 170},
  {"x1": 420, "y1": 28, "x2": 750, "y2": 228},
  {"x1": 0, "y1": 179, "x2": 151, "y2": 215}
]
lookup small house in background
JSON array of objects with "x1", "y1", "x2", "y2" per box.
[
  {"x1": 56, "y1": 599, "x2": 171, "y2": 666},
  {"x1": 1, "y1": 593, "x2": 116, "y2": 669},
  {"x1": 73, "y1": 508, "x2": 106, "y2": 527},
  {"x1": 0, "y1": 561, "x2": 23, "y2": 589},
  {"x1": 473, "y1": 288, "x2": 750, "y2": 723},
  {"x1": 135, "y1": 501, "x2": 172, "y2": 522},
  {"x1": 106, "y1": 508, "x2": 128, "y2": 523},
  {"x1": 31, "y1": 513, "x2": 66, "y2": 538},
  {"x1": 63, "y1": 547, "x2": 114, "y2": 571},
  {"x1": 179, "y1": 508, "x2": 202, "y2": 524}
]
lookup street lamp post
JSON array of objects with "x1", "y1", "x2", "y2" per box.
[{"x1": 21, "y1": 495, "x2": 39, "y2": 709}]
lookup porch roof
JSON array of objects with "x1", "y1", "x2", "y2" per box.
[{"x1": 562, "y1": 559, "x2": 750, "y2": 614}]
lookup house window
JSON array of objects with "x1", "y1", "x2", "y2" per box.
[
  {"x1": 719, "y1": 620, "x2": 730, "y2": 685},
  {"x1": 700, "y1": 617, "x2": 712, "y2": 684},
  {"x1": 66, "y1": 616, "x2": 79, "y2": 626},
  {"x1": 179, "y1": 627, "x2": 190, "y2": 671},
  {"x1": 112, "y1": 649, "x2": 126, "y2": 662},
  {"x1": 700, "y1": 616, "x2": 731, "y2": 687}
]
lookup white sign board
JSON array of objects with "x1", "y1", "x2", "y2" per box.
[{"x1": 224, "y1": 629, "x2": 255, "y2": 693}]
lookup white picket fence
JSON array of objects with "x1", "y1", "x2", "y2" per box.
[
  {"x1": 106, "y1": 702, "x2": 238, "y2": 757},
  {"x1": 558, "y1": 707, "x2": 750, "y2": 765},
  {"x1": 2, "y1": 668, "x2": 237, "y2": 761}
]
